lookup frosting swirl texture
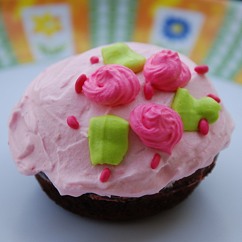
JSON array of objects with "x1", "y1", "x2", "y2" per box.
[
  {"x1": 130, "y1": 103, "x2": 183, "y2": 154},
  {"x1": 83, "y1": 64, "x2": 140, "y2": 106},
  {"x1": 8, "y1": 42, "x2": 234, "y2": 198},
  {"x1": 143, "y1": 50, "x2": 191, "y2": 92}
]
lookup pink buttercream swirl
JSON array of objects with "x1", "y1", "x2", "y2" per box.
[
  {"x1": 130, "y1": 103, "x2": 183, "y2": 154},
  {"x1": 82, "y1": 64, "x2": 140, "y2": 106},
  {"x1": 143, "y1": 50, "x2": 191, "y2": 92}
]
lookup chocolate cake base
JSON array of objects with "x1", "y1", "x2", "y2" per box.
[{"x1": 35, "y1": 158, "x2": 216, "y2": 221}]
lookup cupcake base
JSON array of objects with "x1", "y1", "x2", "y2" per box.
[{"x1": 35, "y1": 158, "x2": 216, "y2": 221}]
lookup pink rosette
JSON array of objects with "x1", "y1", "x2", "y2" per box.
[
  {"x1": 129, "y1": 103, "x2": 183, "y2": 154},
  {"x1": 143, "y1": 50, "x2": 191, "y2": 92},
  {"x1": 82, "y1": 64, "x2": 140, "y2": 106}
]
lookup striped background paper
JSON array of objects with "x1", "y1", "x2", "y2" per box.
[{"x1": 0, "y1": 0, "x2": 241, "y2": 84}]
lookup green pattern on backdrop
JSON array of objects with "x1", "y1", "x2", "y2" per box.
[
  {"x1": 89, "y1": 0, "x2": 137, "y2": 47},
  {"x1": 204, "y1": 2, "x2": 242, "y2": 81}
]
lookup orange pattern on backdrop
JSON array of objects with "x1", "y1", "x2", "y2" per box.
[
  {"x1": 70, "y1": 0, "x2": 90, "y2": 53},
  {"x1": 134, "y1": 0, "x2": 228, "y2": 63},
  {"x1": 134, "y1": 0, "x2": 153, "y2": 43},
  {"x1": 235, "y1": 70, "x2": 242, "y2": 84},
  {"x1": 1, "y1": 0, "x2": 34, "y2": 63}
]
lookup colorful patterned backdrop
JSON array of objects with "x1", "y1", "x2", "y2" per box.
[{"x1": 0, "y1": 0, "x2": 241, "y2": 84}]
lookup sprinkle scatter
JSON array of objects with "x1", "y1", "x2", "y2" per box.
[
  {"x1": 67, "y1": 116, "x2": 80, "y2": 129},
  {"x1": 144, "y1": 82, "x2": 154, "y2": 100},
  {"x1": 194, "y1": 65, "x2": 209, "y2": 75},
  {"x1": 207, "y1": 94, "x2": 221, "y2": 103},
  {"x1": 100, "y1": 168, "x2": 111, "y2": 182},
  {"x1": 198, "y1": 119, "x2": 209, "y2": 135},
  {"x1": 69, "y1": 43, "x2": 221, "y2": 179},
  {"x1": 90, "y1": 56, "x2": 99, "y2": 64},
  {"x1": 150, "y1": 153, "x2": 161, "y2": 169},
  {"x1": 75, "y1": 74, "x2": 87, "y2": 94}
]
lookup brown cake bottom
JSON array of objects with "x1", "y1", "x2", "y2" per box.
[{"x1": 35, "y1": 157, "x2": 217, "y2": 221}]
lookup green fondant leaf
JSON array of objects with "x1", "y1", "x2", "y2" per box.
[
  {"x1": 101, "y1": 43, "x2": 146, "y2": 73},
  {"x1": 88, "y1": 115, "x2": 129, "y2": 166},
  {"x1": 172, "y1": 88, "x2": 221, "y2": 131}
]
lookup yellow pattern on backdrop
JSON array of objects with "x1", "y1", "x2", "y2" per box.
[{"x1": 33, "y1": 13, "x2": 62, "y2": 36}]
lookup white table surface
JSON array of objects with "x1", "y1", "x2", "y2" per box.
[{"x1": 1, "y1": 62, "x2": 241, "y2": 242}]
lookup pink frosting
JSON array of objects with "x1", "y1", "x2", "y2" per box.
[
  {"x1": 8, "y1": 43, "x2": 234, "y2": 198},
  {"x1": 130, "y1": 103, "x2": 183, "y2": 154},
  {"x1": 143, "y1": 50, "x2": 191, "y2": 92},
  {"x1": 82, "y1": 64, "x2": 140, "y2": 106}
]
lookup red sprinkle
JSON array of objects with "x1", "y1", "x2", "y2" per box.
[
  {"x1": 207, "y1": 93, "x2": 221, "y2": 103},
  {"x1": 144, "y1": 82, "x2": 154, "y2": 100},
  {"x1": 75, "y1": 74, "x2": 87, "y2": 94},
  {"x1": 150, "y1": 153, "x2": 161, "y2": 169},
  {"x1": 198, "y1": 119, "x2": 209, "y2": 135},
  {"x1": 90, "y1": 56, "x2": 99, "y2": 64},
  {"x1": 194, "y1": 65, "x2": 209, "y2": 75},
  {"x1": 100, "y1": 168, "x2": 111, "y2": 182},
  {"x1": 67, "y1": 116, "x2": 80, "y2": 129}
]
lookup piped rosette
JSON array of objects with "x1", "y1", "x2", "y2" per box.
[
  {"x1": 143, "y1": 50, "x2": 191, "y2": 97},
  {"x1": 129, "y1": 103, "x2": 183, "y2": 154},
  {"x1": 82, "y1": 64, "x2": 140, "y2": 107}
]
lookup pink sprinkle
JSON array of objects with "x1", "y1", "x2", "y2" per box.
[
  {"x1": 75, "y1": 74, "x2": 87, "y2": 94},
  {"x1": 144, "y1": 82, "x2": 154, "y2": 100},
  {"x1": 198, "y1": 119, "x2": 209, "y2": 135},
  {"x1": 90, "y1": 56, "x2": 99, "y2": 64},
  {"x1": 207, "y1": 94, "x2": 221, "y2": 103},
  {"x1": 194, "y1": 65, "x2": 209, "y2": 75},
  {"x1": 100, "y1": 168, "x2": 111, "y2": 182},
  {"x1": 67, "y1": 116, "x2": 80, "y2": 129},
  {"x1": 150, "y1": 153, "x2": 161, "y2": 169}
]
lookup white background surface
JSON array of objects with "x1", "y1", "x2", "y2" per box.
[{"x1": 0, "y1": 62, "x2": 242, "y2": 242}]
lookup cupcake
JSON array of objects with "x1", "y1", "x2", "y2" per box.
[{"x1": 8, "y1": 42, "x2": 233, "y2": 220}]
